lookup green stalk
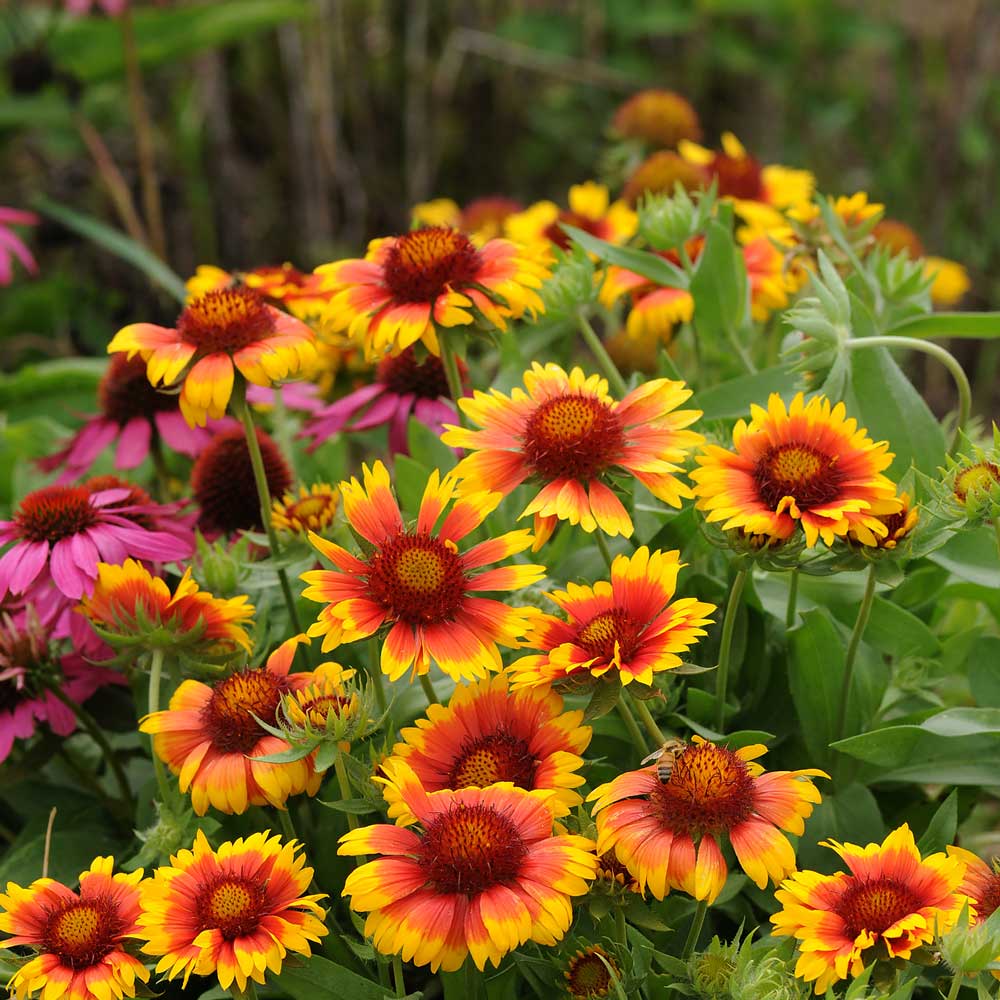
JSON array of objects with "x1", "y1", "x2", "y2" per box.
[
  {"x1": 834, "y1": 563, "x2": 877, "y2": 742},
  {"x1": 615, "y1": 906, "x2": 628, "y2": 947},
  {"x1": 333, "y1": 751, "x2": 360, "y2": 832},
  {"x1": 229, "y1": 983, "x2": 258, "y2": 1000},
  {"x1": 846, "y1": 335, "x2": 971, "y2": 453},
  {"x1": 681, "y1": 899, "x2": 707, "y2": 959},
  {"x1": 714, "y1": 568, "x2": 748, "y2": 733},
  {"x1": 628, "y1": 690, "x2": 665, "y2": 746},
  {"x1": 785, "y1": 566, "x2": 799, "y2": 630},
  {"x1": 148, "y1": 648, "x2": 174, "y2": 805},
  {"x1": 615, "y1": 697, "x2": 647, "y2": 755},
  {"x1": 368, "y1": 636, "x2": 387, "y2": 713},
  {"x1": 231, "y1": 379, "x2": 303, "y2": 633},
  {"x1": 438, "y1": 328, "x2": 467, "y2": 428},
  {"x1": 994, "y1": 518, "x2": 1000, "y2": 562},
  {"x1": 594, "y1": 530, "x2": 615, "y2": 572},
  {"x1": 270, "y1": 386, "x2": 298, "y2": 481},
  {"x1": 392, "y1": 956, "x2": 406, "y2": 998},
  {"x1": 464, "y1": 958, "x2": 481, "y2": 1000},
  {"x1": 419, "y1": 673, "x2": 440, "y2": 706},
  {"x1": 277, "y1": 807, "x2": 300, "y2": 842},
  {"x1": 577, "y1": 310, "x2": 628, "y2": 396}
]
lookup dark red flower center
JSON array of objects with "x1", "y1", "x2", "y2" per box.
[
  {"x1": 954, "y1": 462, "x2": 1000, "y2": 502},
  {"x1": 177, "y1": 288, "x2": 276, "y2": 354},
  {"x1": 196, "y1": 874, "x2": 267, "y2": 940},
  {"x1": 837, "y1": 876, "x2": 922, "y2": 938},
  {"x1": 754, "y1": 443, "x2": 845, "y2": 511},
  {"x1": 873, "y1": 220, "x2": 925, "y2": 259},
  {"x1": 597, "y1": 848, "x2": 634, "y2": 886},
  {"x1": 565, "y1": 948, "x2": 618, "y2": 998},
  {"x1": 85, "y1": 475, "x2": 156, "y2": 529},
  {"x1": 366, "y1": 532, "x2": 467, "y2": 625},
  {"x1": 15, "y1": 485, "x2": 98, "y2": 543},
  {"x1": 577, "y1": 608, "x2": 644, "y2": 663},
  {"x1": 43, "y1": 897, "x2": 123, "y2": 969},
  {"x1": 419, "y1": 802, "x2": 527, "y2": 895},
  {"x1": 296, "y1": 689, "x2": 353, "y2": 726},
  {"x1": 976, "y1": 872, "x2": 1000, "y2": 922},
  {"x1": 448, "y1": 728, "x2": 537, "y2": 790},
  {"x1": 651, "y1": 743, "x2": 754, "y2": 836},
  {"x1": 201, "y1": 669, "x2": 285, "y2": 754},
  {"x1": 377, "y1": 347, "x2": 452, "y2": 399},
  {"x1": 522, "y1": 393, "x2": 625, "y2": 482},
  {"x1": 99, "y1": 354, "x2": 177, "y2": 424},
  {"x1": 383, "y1": 228, "x2": 481, "y2": 302},
  {"x1": 624, "y1": 151, "x2": 705, "y2": 206},
  {"x1": 709, "y1": 151, "x2": 765, "y2": 201},
  {"x1": 544, "y1": 211, "x2": 606, "y2": 251}
]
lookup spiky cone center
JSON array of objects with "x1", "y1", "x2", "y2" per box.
[
  {"x1": 954, "y1": 462, "x2": 1000, "y2": 502},
  {"x1": 366, "y1": 531, "x2": 468, "y2": 625},
  {"x1": 99, "y1": 354, "x2": 177, "y2": 423},
  {"x1": 43, "y1": 898, "x2": 124, "y2": 969},
  {"x1": 83, "y1": 475, "x2": 158, "y2": 530},
  {"x1": 522, "y1": 393, "x2": 625, "y2": 481},
  {"x1": 651, "y1": 743, "x2": 753, "y2": 836},
  {"x1": 377, "y1": 347, "x2": 452, "y2": 399},
  {"x1": 201, "y1": 669, "x2": 283, "y2": 753},
  {"x1": 177, "y1": 287, "x2": 276, "y2": 353},
  {"x1": 292, "y1": 686, "x2": 355, "y2": 729},
  {"x1": 195, "y1": 873, "x2": 267, "y2": 940},
  {"x1": 447, "y1": 729, "x2": 538, "y2": 789},
  {"x1": 975, "y1": 871, "x2": 1000, "y2": 922},
  {"x1": 14, "y1": 485, "x2": 97, "y2": 542},
  {"x1": 836, "y1": 876, "x2": 922, "y2": 937},
  {"x1": 418, "y1": 802, "x2": 527, "y2": 895},
  {"x1": 754, "y1": 443, "x2": 844, "y2": 509},
  {"x1": 565, "y1": 947, "x2": 618, "y2": 998},
  {"x1": 577, "y1": 608, "x2": 643, "y2": 662},
  {"x1": 383, "y1": 228, "x2": 481, "y2": 302},
  {"x1": 623, "y1": 151, "x2": 704, "y2": 205},
  {"x1": 596, "y1": 849, "x2": 637, "y2": 892},
  {"x1": 613, "y1": 89, "x2": 701, "y2": 147},
  {"x1": 710, "y1": 150, "x2": 764, "y2": 200}
]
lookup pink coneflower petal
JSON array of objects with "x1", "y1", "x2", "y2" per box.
[
  {"x1": 350, "y1": 392, "x2": 403, "y2": 431},
  {"x1": 0, "y1": 540, "x2": 50, "y2": 595},
  {"x1": 389, "y1": 396, "x2": 416, "y2": 455},
  {"x1": 49, "y1": 538, "x2": 90, "y2": 598},
  {"x1": 69, "y1": 531, "x2": 99, "y2": 574},
  {"x1": 41, "y1": 691, "x2": 77, "y2": 735},
  {"x1": 86, "y1": 525, "x2": 127, "y2": 564},
  {"x1": 115, "y1": 417, "x2": 152, "y2": 468}
]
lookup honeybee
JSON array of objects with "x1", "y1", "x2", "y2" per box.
[{"x1": 640, "y1": 737, "x2": 687, "y2": 784}]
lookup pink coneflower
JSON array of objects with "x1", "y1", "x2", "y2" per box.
[
  {"x1": 64, "y1": 0, "x2": 128, "y2": 15},
  {"x1": 0, "y1": 482, "x2": 193, "y2": 602},
  {"x1": 0, "y1": 207, "x2": 38, "y2": 287},
  {"x1": 0, "y1": 607, "x2": 123, "y2": 763},
  {"x1": 300, "y1": 347, "x2": 461, "y2": 455},
  {"x1": 39, "y1": 355, "x2": 232, "y2": 483}
]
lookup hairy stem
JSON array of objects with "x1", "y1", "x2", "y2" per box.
[
  {"x1": 577, "y1": 309, "x2": 628, "y2": 396},
  {"x1": 714, "y1": 568, "x2": 748, "y2": 733},
  {"x1": 419, "y1": 673, "x2": 440, "y2": 706},
  {"x1": 615, "y1": 696, "x2": 647, "y2": 755},
  {"x1": 834, "y1": 563, "x2": 877, "y2": 742},
  {"x1": 147, "y1": 648, "x2": 174, "y2": 806},
  {"x1": 628, "y1": 691, "x2": 665, "y2": 746},
  {"x1": 785, "y1": 566, "x2": 800, "y2": 630},
  {"x1": 681, "y1": 899, "x2": 708, "y2": 959}
]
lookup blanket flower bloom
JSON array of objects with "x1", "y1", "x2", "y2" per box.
[
  {"x1": 691, "y1": 392, "x2": 901, "y2": 548},
  {"x1": 339, "y1": 761, "x2": 597, "y2": 971},
  {"x1": 138, "y1": 830, "x2": 327, "y2": 993},
  {"x1": 563, "y1": 944, "x2": 622, "y2": 999},
  {"x1": 443, "y1": 364, "x2": 703, "y2": 545},
  {"x1": 301, "y1": 461, "x2": 544, "y2": 681},
  {"x1": 271, "y1": 483, "x2": 340, "y2": 537},
  {"x1": 611, "y1": 89, "x2": 702, "y2": 147},
  {"x1": 948, "y1": 845, "x2": 1000, "y2": 974},
  {"x1": 0, "y1": 483, "x2": 192, "y2": 602},
  {"x1": 139, "y1": 636, "x2": 322, "y2": 814},
  {"x1": 38, "y1": 355, "x2": 219, "y2": 483},
  {"x1": 622, "y1": 150, "x2": 705, "y2": 205},
  {"x1": 772, "y1": 825, "x2": 967, "y2": 994},
  {"x1": 301, "y1": 347, "x2": 461, "y2": 455},
  {"x1": 317, "y1": 227, "x2": 548, "y2": 359},
  {"x1": 107, "y1": 285, "x2": 317, "y2": 427},
  {"x1": 589, "y1": 738, "x2": 826, "y2": 904},
  {"x1": 0, "y1": 856, "x2": 147, "y2": 1000},
  {"x1": 411, "y1": 196, "x2": 525, "y2": 244},
  {"x1": 381, "y1": 672, "x2": 590, "y2": 822},
  {"x1": 510, "y1": 547, "x2": 715, "y2": 688}
]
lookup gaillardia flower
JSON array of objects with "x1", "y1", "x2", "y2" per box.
[
  {"x1": 339, "y1": 760, "x2": 597, "y2": 971},
  {"x1": 772, "y1": 825, "x2": 967, "y2": 994},
  {"x1": 847, "y1": 491, "x2": 919, "y2": 550},
  {"x1": 511, "y1": 547, "x2": 715, "y2": 688},
  {"x1": 139, "y1": 636, "x2": 322, "y2": 814},
  {"x1": 590, "y1": 738, "x2": 826, "y2": 904},
  {"x1": 563, "y1": 944, "x2": 622, "y2": 999},
  {"x1": 411, "y1": 196, "x2": 525, "y2": 244},
  {"x1": 78, "y1": 558, "x2": 254, "y2": 659},
  {"x1": 139, "y1": 830, "x2": 327, "y2": 993},
  {"x1": 0, "y1": 856, "x2": 147, "y2": 1000},
  {"x1": 443, "y1": 363, "x2": 703, "y2": 544},
  {"x1": 381, "y1": 672, "x2": 591, "y2": 821},
  {"x1": 317, "y1": 227, "x2": 548, "y2": 359},
  {"x1": 301, "y1": 461, "x2": 544, "y2": 681},
  {"x1": 621, "y1": 150, "x2": 705, "y2": 206},
  {"x1": 691, "y1": 392, "x2": 901, "y2": 548},
  {"x1": 107, "y1": 285, "x2": 317, "y2": 427},
  {"x1": 272, "y1": 483, "x2": 340, "y2": 537},
  {"x1": 948, "y1": 845, "x2": 1000, "y2": 973},
  {"x1": 301, "y1": 347, "x2": 460, "y2": 456},
  {"x1": 611, "y1": 89, "x2": 702, "y2": 147}
]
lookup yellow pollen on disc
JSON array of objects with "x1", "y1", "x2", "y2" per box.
[
  {"x1": 769, "y1": 446, "x2": 822, "y2": 485},
  {"x1": 453, "y1": 748, "x2": 503, "y2": 788},
  {"x1": 672, "y1": 747, "x2": 744, "y2": 800},
  {"x1": 398, "y1": 229, "x2": 467, "y2": 269},
  {"x1": 539, "y1": 397, "x2": 599, "y2": 441},
  {"x1": 185, "y1": 290, "x2": 260, "y2": 328},
  {"x1": 395, "y1": 547, "x2": 446, "y2": 593},
  {"x1": 51, "y1": 905, "x2": 102, "y2": 951},
  {"x1": 207, "y1": 881, "x2": 255, "y2": 922},
  {"x1": 955, "y1": 462, "x2": 1000, "y2": 500},
  {"x1": 293, "y1": 497, "x2": 329, "y2": 521},
  {"x1": 579, "y1": 612, "x2": 618, "y2": 648}
]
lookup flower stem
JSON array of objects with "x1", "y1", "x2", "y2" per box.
[
  {"x1": 277, "y1": 807, "x2": 300, "y2": 842},
  {"x1": 714, "y1": 568, "x2": 748, "y2": 733},
  {"x1": 628, "y1": 690, "x2": 665, "y2": 746},
  {"x1": 392, "y1": 955, "x2": 406, "y2": 998},
  {"x1": 419, "y1": 673, "x2": 439, "y2": 706},
  {"x1": 231, "y1": 379, "x2": 303, "y2": 634},
  {"x1": 615, "y1": 696, "x2": 647, "y2": 755},
  {"x1": 681, "y1": 899, "x2": 707, "y2": 959},
  {"x1": 147, "y1": 648, "x2": 174, "y2": 806},
  {"x1": 45, "y1": 683, "x2": 134, "y2": 816},
  {"x1": 271, "y1": 386, "x2": 298, "y2": 481},
  {"x1": 846, "y1": 335, "x2": 971, "y2": 453},
  {"x1": 946, "y1": 971, "x2": 964, "y2": 1000},
  {"x1": 332, "y1": 750, "x2": 360, "y2": 832},
  {"x1": 994, "y1": 518, "x2": 1000, "y2": 562},
  {"x1": 229, "y1": 983, "x2": 258, "y2": 1000},
  {"x1": 368, "y1": 636, "x2": 387, "y2": 713},
  {"x1": 834, "y1": 563, "x2": 877, "y2": 742},
  {"x1": 577, "y1": 309, "x2": 627, "y2": 396},
  {"x1": 594, "y1": 530, "x2": 615, "y2": 571},
  {"x1": 615, "y1": 906, "x2": 628, "y2": 947},
  {"x1": 438, "y1": 329, "x2": 467, "y2": 429},
  {"x1": 785, "y1": 566, "x2": 799, "y2": 630},
  {"x1": 464, "y1": 958, "x2": 481, "y2": 1000}
]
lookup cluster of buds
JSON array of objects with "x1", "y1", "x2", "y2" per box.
[
  {"x1": 538, "y1": 243, "x2": 600, "y2": 318},
  {"x1": 939, "y1": 900, "x2": 1000, "y2": 979},
  {"x1": 930, "y1": 426, "x2": 1000, "y2": 528},
  {"x1": 637, "y1": 182, "x2": 716, "y2": 254}
]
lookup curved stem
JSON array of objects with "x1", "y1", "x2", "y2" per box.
[
  {"x1": 594, "y1": 530, "x2": 614, "y2": 572},
  {"x1": 615, "y1": 696, "x2": 647, "y2": 755},
  {"x1": 419, "y1": 673, "x2": 439, "y2": 706},
  {"x1": 847, "y1": 335, "x2": 971, "y2": 453},
  {"x1": 628, "y1": 691, "x2": 665, "y2": 746},
  {"x1": 785, "y1": 566, "x2": 800, "y2": 630},
  {"x1": 45, "y1": 683, "x2": 134, "y2": 815},
  {"x1": 681, "y1": 899, "x2": 708, "y2": 959},
  {"x1": 614, "y1": 906, "x2": 627, "y2": 947},
  {"x1": 714, "y1": 568, "x2": 748, "y2": 733},
  {"x1": 231, "y1": 379, "x2": 303, "y2": 634},
  {"x1": 148, "y1": 648, "x2": 174, "y2": 806},
  {"x1": 834, "y1": 563, "x2": 877, "y2": 742},
  {"x1": 577, "y1": 309, "x2": 628, "y2": 396},
  {"x1": 438, "y1": 328, "x2": 467, "y2": 430},
  {"x1": 392, "y1": 956, "x2": 406, "y2": 998}
]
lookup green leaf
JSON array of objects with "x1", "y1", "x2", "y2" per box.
[
  {"x1": 691, "y1": 364, "x2": 800, "y2": 421},
  {"x1": 560, "y1": 224, "x2": 689, "y2": 288},
  {"x1": 854, "y1": 597, "x2": 941, "y2": 659},
  {"x1": 969, "y1": 637, "x2": 1000, "y2": 707},
  {"x1": 32, "y1": 197, "x2": 187, "y2": 303},
  {"x1": 407, "y1": 418, "x2": 458, "y2": 475},
  {"x1": 583, "y1": 681, "x2": 621, "y2": 722},
  {"x1": 0, "y1": 358, "x2": 108, "y2": 410},
  {"x1": 394, "y1": 455, "x2": 431, "y2": 520},
  {"x1": 272, "y1": 954, "x2": 390, "y2": 1000},
  {"x1": 318, "y1": 798, "x2": 379, "y2": 815},
  {"x1": 688, "y1": 219, "x2": 749, "y2": 348},
  {"x1": 797, "y1": 782, "x2": 883, "y2": 873},
  {"x1": 890, "y1": 312, "x2": 1000, "y2": 339},
  {"x1": 916, "y1": 790, "x2": 958, "y2": 855},
  {"x1": 930, "y1": 528, "x2": 1000, "y2": 588}
]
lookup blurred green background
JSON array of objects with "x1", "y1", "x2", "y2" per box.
[{"x1": 2, "y1": 0, "x2": 998, "y2": 370}]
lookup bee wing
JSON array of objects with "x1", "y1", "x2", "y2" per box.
[{"x1": 640, "y1": 748, "x2": 664, "y2": 766}]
